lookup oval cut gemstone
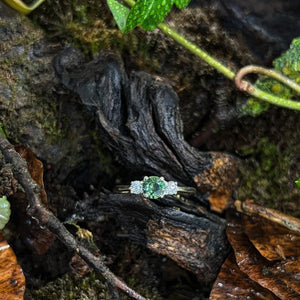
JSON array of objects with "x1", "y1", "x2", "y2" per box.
[{"x1": 142, "y1": 176, "x2": 166, "y2": 199}]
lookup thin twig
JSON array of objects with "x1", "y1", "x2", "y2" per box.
[{"x1": 0, "y1": 134, "x2": 146, "y2": 300}]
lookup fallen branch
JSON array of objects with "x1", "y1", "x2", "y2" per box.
[
  {"x1": 235, "y1": 199, "x2": 300, "y2": 233},
  {"x1": 0, "y1": 134, "x2": 146, "y2": 300}
]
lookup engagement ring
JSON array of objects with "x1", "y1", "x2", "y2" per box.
[{"x1": 116, "y1": 176, "x2": 196, "y2": 199}]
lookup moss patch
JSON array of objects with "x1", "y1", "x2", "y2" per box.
[
  {"x1": 25, "y1": 272, "x2": 109, "y2": 300},
  {"x1": 31, "y1": 0, "x2": 255, "y2": 135},
  {"x1": 237, "y1": 137, "x2": 300, "y2": 217}
]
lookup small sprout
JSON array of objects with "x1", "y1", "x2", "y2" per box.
[
  {"x1": 76, "y1": 227, "x2": 93, "y2": 243},
  {"x1": 70, "y1": 223, "x2": 96, "y2": 247},
  {"x1": 295, "y1": 178, "x2": 300, "y2": 188}
]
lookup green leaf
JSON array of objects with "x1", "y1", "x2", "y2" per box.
[
  {"x1": 296, "y1": 178, "x2": 300, "y2": 188},
  {"x1": 141, "y1": 0, "x2": 174, "y2": 31},
  {"x1": 174, "y1": 0, "x2": 191, "y2": 9},
  {"x1": 109, "y1": 0, "x2": 191, "y2": 33},
  {"x1": 274, "y1": 37, "x2": 300, "y2": 77},
  {"x1": 124, "y1": 0, "x2": 178, "y2": 33},
  {"x1": 0, "y1": 196, "x2": 11, "y2": 230},
  {"x1": 124, "y1": 0, "x2": 156, "y2": 33},
  {"x1": 107, "y1": 0, "x2": 130, "y2": 32}
]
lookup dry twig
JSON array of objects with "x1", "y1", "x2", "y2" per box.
[
  {"x1": 235, "y1": 199, "x2": 300, "y2": 233},
  {"x1": 0, "y1": 134, "x2": 146, "y2": 300}
]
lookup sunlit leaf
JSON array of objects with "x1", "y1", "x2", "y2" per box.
[
  {"x1": 296, "y1": 178, "x2": 300, "y2": 187},
  {"x1": 0, "y1": 196, "x2": 11, "y2": 230},
  {"x1": 107, "y1": 0, "x2": 192, "y2": 33},
  {"x1": 140, "y1": 0, "x2": 174, "y2": 31},
  {"x1": 107, "y1": 0, "x2": 130, "y2": 32},
  {"x1": 174, "y1": 0, "x2": 191, "y2": 9},
  {"x1": 124, "y1": 0, "x2": 158, "y2": 33}
]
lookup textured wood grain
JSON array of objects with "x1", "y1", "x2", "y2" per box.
[{"x1": 210, "y1": 253, "x2": 279, "y2": 300}]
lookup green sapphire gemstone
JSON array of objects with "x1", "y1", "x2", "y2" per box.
[{"x1": 142, "y1": 176, "x2": 166, "y2": 199}]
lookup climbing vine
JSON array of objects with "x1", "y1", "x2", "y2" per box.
[{"x1": 4, "y1": 0, "x2": 300, "y2": 110}]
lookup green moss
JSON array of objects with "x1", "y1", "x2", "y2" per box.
[
  {"x1": 90, "y1": 130, "x2": 115, "y2": 176},
  {"x1": 25, "y1": 270, "x2": 162, "y2": 300},
  {"x1": 25, "y1": 272, "x2": 109, "y2": 300},
  {"x1": 238, "y1": 138, "x2": 300, "y2": 217},
  {"x1": 124, "y1": 280, "x2": 162, "y2": 300}
]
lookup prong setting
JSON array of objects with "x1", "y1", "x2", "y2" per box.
[
  {"x1": 125, "y1": 176, "x2": 192, "y2": 199},
  {"x1": 141, "y1": 176, "x2": 166, "y2": 199}
]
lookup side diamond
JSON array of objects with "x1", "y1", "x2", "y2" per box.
[
  {"x1": 130, "y1": 181, "x2": 142, "y2": 194},
  {"x1": 165, "y1": 181, "x2": 178, "y2": 195}
]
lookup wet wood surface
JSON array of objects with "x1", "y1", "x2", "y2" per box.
[{"x1": 54, "y1": 48, "x2": 239, "y2": 281}]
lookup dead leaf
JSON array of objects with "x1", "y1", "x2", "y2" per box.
[
  {"x1": 268, "y1": 257, "x2": 300, "y2": 295},
  {"x1": 10, "y1": 146, "x2": 55, "y2": 254},
  {"x1": 70, "y1": 254, "x2": 91, "y2": 277},
  {"x1": 210, "y1": 253, "x2": 279, "y2": 300},
  {"x1": 0, "y1": 234, "x2": 25, "y2": 299},
  {"x1": 242, "y1": 214, "x2": 300, "y2": 261},
  {"x1": 15, "y1": 145, "x2": 47, "y2": 205},
  {"x1": 226, "y1": 211, "x2": 300, "y2": 300}
]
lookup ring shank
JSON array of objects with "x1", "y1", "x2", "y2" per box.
[
  {"x1": 115, "y1": 185, "x2": 196, "y2": 196},
  {"x1": 177, "y1": 186, "x2": 196, "y2": 195},
  {"x1": 115, "y1": 185, "x2": 131, "y2": 193}
]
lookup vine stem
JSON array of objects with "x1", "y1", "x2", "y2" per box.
[
  {"x1": 235, "y1": 65, "x2": 300, "y2": 94},
  {"x1": 3, "y1": 0, "x2": 46, "y2": 14},
  {"x1": 123, "y1": 0, "x2": 235, "y2": 80},
  {"x1": 4, "y1": 0, "x2": 300, "y2": 109},
  {"x1": 122, "y1": 0, "x2": 300, "y2": 110},
  {"x1": 235, "y1": 65, "x2": 300, "y2": 110},
  {"x1": 235, "y1": 200, "x2": 300, "y2": 233},
  {"x1": 157, "y1": 23, "x2": 235, "y2": 80}
]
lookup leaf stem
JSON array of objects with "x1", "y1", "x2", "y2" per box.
[
  {"x1": 122, "y1": 0, "x2": 235, "y2": 80},
  {"x1": 123, "y1": 0, "x2": 136, "y2": 7},
  {"x1": 3, "y1": 0, "x2": 46, "y2": 14},
  {"x1": 157, "y1": 23, "x2": 235, "y2": 80}
]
